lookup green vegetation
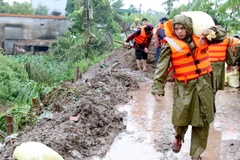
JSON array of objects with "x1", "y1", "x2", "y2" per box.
[
  {"x1": 0, "y1": 54, "x2": 28, "y2": 102},
  {"x1": 0, "y1": 32, "x2": 112, "y2": 133},
  {"x1": 35, "y1": 4, "x2": 49, "y2": 15},
  {"x1": 0, "y1": 1, "x2": 34, "y2": 14}
]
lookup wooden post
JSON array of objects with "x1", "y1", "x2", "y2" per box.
[
  {"x1": 76, "y1": 66, "x2": 80, "y2": 81},
  {"x1": 5, "y1": 114, "x2": 13, "y2": 135}
]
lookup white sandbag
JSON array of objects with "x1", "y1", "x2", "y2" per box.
[
  {"x1": 13, "y1": 141, "x2": 64, "y2": 160},
  {"x1": 181, "y1": 11, "x2": 215, "y2": 37},
  {"x1": 227, "y1": 66, "x2": 240, "y2": 88}
]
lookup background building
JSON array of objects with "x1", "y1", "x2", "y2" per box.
[{"x1": 0, "y1": 14, "x2": 70, "y2": 53}]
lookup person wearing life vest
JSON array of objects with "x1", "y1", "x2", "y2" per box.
[
  {"x1": 152, "y1": 14, "x2": 227, "y2": 160},
  {"x1": 208, "y1": 18, "x2": 240, "y2": 112},
  {"x1": 125, "y1": 24, "x2": 154, "y2": 71},
  {"x1": 154, "y1": 17, "x2": 169, "y2": 65}
]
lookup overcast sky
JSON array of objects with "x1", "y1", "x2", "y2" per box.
[
  {"x1": 4, "y1": 0, "x2": 30, "y2": 4},
  {"x1": 122, "y1": 0, "x2": 189, "y2": 11},
  {"x1": 3, "y1": 0, "x2": 188, "y2": 11}
]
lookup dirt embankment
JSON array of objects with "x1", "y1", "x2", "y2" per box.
[{"x1": 0, "y1": 45, "x2": 156, "y2": 160}]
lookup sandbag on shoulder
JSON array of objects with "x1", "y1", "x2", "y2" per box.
[{"x1": 181, "y1": 11, "x2": 215, "y2": 37}]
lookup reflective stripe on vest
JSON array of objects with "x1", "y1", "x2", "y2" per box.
[
  {"x1": 134, "y1": 27, "x2": 151, "y2": 45},
  {"x1": 165, "y1": 35, "x2": 212, "y2": 83},
  {"x1": 208, "y1": 38, "x2": 229, "y2": 62}
]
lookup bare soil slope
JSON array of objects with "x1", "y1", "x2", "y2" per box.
[{"x1": 0, "y1": 45, "x2": 156, "y2": 160}]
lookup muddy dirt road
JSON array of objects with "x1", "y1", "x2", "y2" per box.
[{"x1": 96, "y1": 82, "x2": 240, "y2": 160}]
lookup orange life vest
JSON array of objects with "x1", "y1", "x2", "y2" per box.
[
  {"x1": 154, "y1": 23, "x2": 164, "y2": 48},
  {"x1": 134, "y1": 26, "x2": 152, "y2": 45},
  {"x1": 163, "y1": 20, "x2": 212, "y2": 83},
  {"x1": 208, "y1": 38, "x2": 230, "y2": 62}
]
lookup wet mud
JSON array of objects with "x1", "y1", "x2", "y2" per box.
[{"x1": 98, "y1": 82, "x2": 240, "y2": 160}]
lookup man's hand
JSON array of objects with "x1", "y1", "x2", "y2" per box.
[
  {"x1": 201, "y1": 29, "x2": 214, "y2": 37},
  {"x1": 144, "y1": 47, "x2": 149, "y2": 53},
  {"x1": 125, "y1": 42, "x2": 130, "y2": 47},
  {"x1": 200, "y1": 29, "x2": 216, "y2": 41},
  {"x1": 154, "y1": 94, "x2": 163, "y2": 102}
]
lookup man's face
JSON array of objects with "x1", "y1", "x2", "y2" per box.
[
  {"x1": 174, "y1": 24, "x2": 187, "y2": 40},
  {"x1": 142, "y1": 20, "x2": 148, "y2": 26},
  {"x1": 135, "y1": 20, "x2": 139, "y2": 24}
]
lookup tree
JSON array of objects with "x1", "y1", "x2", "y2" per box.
[
  {"x1": 169, "y1": 4, "x2": 189, "y2": 18},
  {"x1": 127, "y1": 4, "x2": 137, "y2": 12},
  {"x1": 217, "y1": 0, "x2": 240, "y2": 13},
  {"x1": 65, "y1": 0, "x2": 76, "y2": 16},
  {"x1": 35, "y1": 4, "x2": 49, "y2": 15},
  {"x1": 162, "y1": 0, "x2": 179, "y2": 16},
  {"x1": 90, "y1": 0, "x2": 115, "y2": 31},
  {"x1": 110, "y1": 0, "x2": 124, "y2": 8},
  {"x1": 0, "y1": 2, "x2": 34, "y2": 14}
]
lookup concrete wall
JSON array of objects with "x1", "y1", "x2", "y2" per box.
[
  {"x1": 32, "y1": 0, "x2": 67, "y2": 16},
  {"x1": 0, "y1": 14, "x2": 70, "y2": 52}
]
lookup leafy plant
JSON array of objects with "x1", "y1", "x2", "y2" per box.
[
  {"x1": 0, "y1": 54, "x2": 28, "y2": 102},
  {"x1": 0, "y1": 104, "x2": 33, "y2": 132}
]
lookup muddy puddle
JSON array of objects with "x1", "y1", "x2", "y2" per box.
[{"x1": 93, "y1": 82, "x2": 240, "y2": 160}]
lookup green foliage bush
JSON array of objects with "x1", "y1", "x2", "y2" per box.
[
  {"x1": 12, "y1": 54, "x2": 74, "y2": 85},
  {"x1": 0, "y1": 54, "x2": 28, "y2": 102}
]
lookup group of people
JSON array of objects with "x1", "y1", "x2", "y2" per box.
[
  {"x1": 125, "y1": 13, "x2": 240, "y2": 160},
  {"x1": 125, "y1": 16, "x2": 169, "y2": 71}
]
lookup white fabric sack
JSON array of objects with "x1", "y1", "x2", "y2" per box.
[
  {"x1": 13, "y1": 141, "x2": 64, "y2": 160},
  {"x1": 181, "y1": 11, "x2": 215, "y2": 37},
  {"x1": 226, "y1": 66, "x2": 240, "y2": 88}
]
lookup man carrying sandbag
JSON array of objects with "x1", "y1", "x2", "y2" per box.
[
  {"x1": 208, "y1": 18, "x2": 240, "y2": 112},
  {"x1": 152, "y1": 13, "x2": 227, "y2": 160}
]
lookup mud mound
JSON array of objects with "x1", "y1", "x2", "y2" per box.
[
  {"x1": 0, "y1": 45, "x2": 156, "y2": 159},
  {"x1": 83, "y1": 45, "x2": 156, "y2": 83}
]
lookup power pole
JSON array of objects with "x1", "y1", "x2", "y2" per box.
[
  {"x1": 84, "y1": 0, "x2": 90, "y2": 42},
  {"x1": 84, "y1": 0, "x2": 90, "y2": 57}
]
